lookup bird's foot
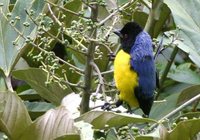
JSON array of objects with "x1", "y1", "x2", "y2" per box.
[
  {"x1": 126, "y1": 109, "x2": 134, "y2": 114},
  {"x1": 142, "y1": 114, "x2": 149, "y2": 118},
  {"x1": 107, "y1": 53, "x2": 115, "y2": 61},
  {"x1": 101, "y1": 103, "x2": 112, "y2": 111}
]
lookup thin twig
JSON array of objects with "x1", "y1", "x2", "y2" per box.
[
  {"x1": 87, "y1": 38, "x2": 113, "y2": 54},
  {"x1": 90, "y1": 61, "x2": 104, "y2": 85},
  {"x1": 98, "y1": 0, "x2": 137, "y2": 26},
  {"x1": 45, "y1": 0, "x2": 90, "y2": 19},
  {"x1": 104, "y1": 16, "x2": 118, "y2": 41},
  {"x1": 94, "y1": 84, "x2": 101, "y2": 96},
  {"x1": 90, "y1": 61, "x2": 106, "y2": 101},
  {"x1": 100, "y1": 69, "x2": 114, "y2": 75},
  {"x1": 41, "y1": 65, "x2": 84, "y2": 88},
  {"x1": 47, "y1": 3, "x2": 62, "y2": 26}
]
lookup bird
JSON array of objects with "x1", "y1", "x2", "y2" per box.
[{"x1": 112, "y1": 21, "x2": 156, "y2": 117}]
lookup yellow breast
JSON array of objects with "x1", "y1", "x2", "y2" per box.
[{"x1": 114, "y1": 50, "x2": 139, "y2": 107}]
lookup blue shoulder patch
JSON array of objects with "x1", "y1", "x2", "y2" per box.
[{"x1": 130, "y1": 31, "x2": 156, "y2": 98}]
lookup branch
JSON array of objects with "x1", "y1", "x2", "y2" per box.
[
  {"x1": 158, "y1": 46, "x2": 178, "y2": 88},
  {"x1": 80, "y1": 4, "x2": 98, "y2": 114},
  {"x1": 144, "y1": 0, "x2": 164, "y2": 36}
]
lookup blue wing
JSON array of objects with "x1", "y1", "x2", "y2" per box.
[
  {"x1": 130, "y1": 31, "x2": 156, "y2": 116},
  {"x1": 131, "y1": 55, "x2": 156, "y2": 97}
]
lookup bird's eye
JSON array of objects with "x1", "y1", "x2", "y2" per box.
[{"x1": 124, "y1": 34, "x2": 128, "y2": 39}]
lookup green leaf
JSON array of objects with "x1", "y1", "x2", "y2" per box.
[
  {"x1": 168, "y1": 63, "x2": 200, "y2": 85},
  {"x1": 0, "y1": 91, "x2": 32, "y2": 140},
  {"x1": 106, "y1": 128, "x2": 118, "y2": 140},
  {"x1": 135, "y1": 118, "x2": 200, "y2": 140},
  {"x1": 176, "y1": 85, "x2": 200, "y2": 106},
  {"x1": 18, "y1": 89, "x2": 41, "y2": 101},
  {"x1": 76, "y1": 111, "x2": 157, "y2": 129},
  {"x1": 118, "y1": 0, "x2": 129, "y2": 5},
  {"x1": 167, "y1": 119, "x2": 200, "y2": 140},
  {"x1": 164, "y1": 0, "x2": 200, "y2": 67},
  {"x1": 0, "y1": 0, "x2": 45, "y2": 76},
  {"x1": 74, "y1": 121, "x2": 93, "y2": 140},
  {"x1": 150, "y1": 83, "x2": 188, "y2": 120},
  {"x1": 19, "y1": 106, "x2": 79, "y2": 140},
  {"x1": 12, "y1": 68, "x2": 72, "y2": 105},
  {"x1": 1, "y1": 0, "x2": 9, "y2": 13},
  {"x1": 175, "y1": 112, "x2": 200, "y2": 124},
  {"x1": 24, "y1": 101, "x2": 55, "y2": 112},
  {"x1": 56, "y1": 63, "x2": 81, "y2": 84},
  {"x1": 135, "y1": 124, "x2": 168, "y2": 140},
  {"x1": 152, "y1": 3, "x2": 171, "y2": 37},
  {"x1": 149, "y1": 94, "x2": 179, "y2": 120},
  {"x1": 94, "y1": 45, "x2": 110, "y2": 72},
  {"x1": 133, "y1": 11, "x2": 148, "y2": 28},
  {"x1": 55, "y1": 134, "x2": 80, "y2": 140},
  {"x1": 0, "y1": 72, "x2": 7, "y2": 92},
  {"x1": 24, "y1": 101, "x2": 55, "y2": 120},
  {"x1": 63, "y1": 0, "x2": 82, "y2": 27}
]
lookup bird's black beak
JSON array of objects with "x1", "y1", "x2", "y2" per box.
[{"x1": 113, "y1": 30, "x2": 123, "y2": 38}]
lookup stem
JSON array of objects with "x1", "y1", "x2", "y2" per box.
[
  {"x1": 5, "y1": 75, "x2": 13, "y2": 92},
  {"x1": 149, "y1": 94, "x2": 200, "y2": 131},
  {"x1": 162, "y1": 94, "x2": 200, "y2": 119},
  {"x1": 80, "y1": 4, "x2": 98, "y2": 114},
  {"x1": 156, "y1": 46, "x2": 179, "y2": 99},
  {"x1": 192, "y1": 100, "x2": 199, "y2": 111}
]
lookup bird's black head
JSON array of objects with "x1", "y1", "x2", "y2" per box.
[{"x1": 114, "y1": 22, "x2": 143, "y2": 53}]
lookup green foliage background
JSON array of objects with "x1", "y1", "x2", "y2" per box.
[{"x1": 0, "y1": 0, "x2": 199, "y2": 139}]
